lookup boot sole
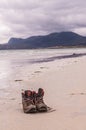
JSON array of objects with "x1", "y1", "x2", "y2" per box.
[
  {"x1": 29, "y1": 108, "x2": 37, "y2": 113},
  {"x1": 24, "y1": 108, "x2": 37, "y2": 113},
  {"x1": 37, "y1": 107, "x2": 47, "y2": 112}
]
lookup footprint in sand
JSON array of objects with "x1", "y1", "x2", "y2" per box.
[
  {"x1": 70, "y1": 93, "x2": 86, "y2": 96},
  {"x1": 40, "y1": 67, "x2": 49, "y2": 69},
  {"x1": 14, "y1": 79, "x2": 23, "y2": 82},
  {"x1": 34, "y1": 71, "x2": 41, "y2": 73},
  {"x1": 10, "y1": 98, "x2": 16, "y2": 100}
]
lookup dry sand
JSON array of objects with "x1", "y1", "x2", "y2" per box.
[{"x1": 0, "y1": 56, "x2": 86, "y2": 130}]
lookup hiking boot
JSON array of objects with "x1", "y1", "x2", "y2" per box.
[
  {"x1": 22, "y1": 90, "x2": 36, "y2": 113},
  {"x1": 32, "y1": 91, "x2": 37, "y2": 104},
  {"x1": 35, "y1": 88, "x2": 47, "y2": 112}
]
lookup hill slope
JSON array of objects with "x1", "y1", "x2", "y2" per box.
[{"x1": 0, "y1": 31, "x2": 86, "y2": 49}]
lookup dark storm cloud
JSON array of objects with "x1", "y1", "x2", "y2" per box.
[{"x1": 0, "y1": 0, "x2": 86, "y2": 43}]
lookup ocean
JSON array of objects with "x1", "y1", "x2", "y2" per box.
[{"x1": 0, "y1": 48, "x2": 86, "y2": 90}]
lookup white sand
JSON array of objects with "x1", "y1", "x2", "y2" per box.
[{"x1": 0, "y1": 56, "x2": 86, "y2": 130}]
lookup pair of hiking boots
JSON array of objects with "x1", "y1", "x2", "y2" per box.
[{"x1": 22, "y1": 88, "x2": 47, "y2": 113}]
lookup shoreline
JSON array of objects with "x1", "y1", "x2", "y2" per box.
[{"x1": 30, "y1": 52, "x2": 86, "y2": 63}]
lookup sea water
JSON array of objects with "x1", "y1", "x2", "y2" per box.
[{"x1": 0, "y1": 48, "x2": 86, "y2": 90}]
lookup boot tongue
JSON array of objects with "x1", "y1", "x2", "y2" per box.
[
  {"x1": 27, "y1": 91, "x2": 32, "y2": 96},
  {"x1": 25, "y1": 90, "x2": 32, "y2": 98},
  {"x1": 38, "y1": 88, "x2": 44, "y2": 97}
]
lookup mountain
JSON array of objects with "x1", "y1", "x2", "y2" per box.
[{"x1": 0, "y1": 31, "x2": 86, "y2": 49}]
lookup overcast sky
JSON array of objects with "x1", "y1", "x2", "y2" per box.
[{"x1": 0, "y1": 0, "x2": 86, "y2": 43}]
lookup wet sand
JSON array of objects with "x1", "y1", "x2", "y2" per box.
[
  {"x1": 0, "y1": 54, "x2": 86, "y2": 130},
  {"x1": 30, "y1": 52, "x2": 86, "y2": 63}
]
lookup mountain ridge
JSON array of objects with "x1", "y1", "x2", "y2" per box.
[{"x1": 0, "y1": 31, "x2": 86, "y2": 49}]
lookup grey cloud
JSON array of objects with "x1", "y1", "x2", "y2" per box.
[{"x1": 0, "y1": 0, "x2": 86, "y2": 43}]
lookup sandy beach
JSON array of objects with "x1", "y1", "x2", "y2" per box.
[{"x1": 0, "y1": 49, "x2": 86, "y2": 130}]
